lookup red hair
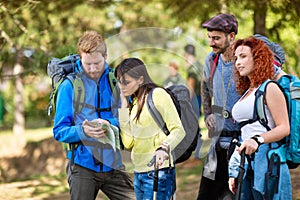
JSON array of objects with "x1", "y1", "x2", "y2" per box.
[
  {"x1": 169, "y1": 61, "x2": 179, "y2": 70},
  {"x1": 233, "y1": 36, "x2": 275, "y2": 94}
]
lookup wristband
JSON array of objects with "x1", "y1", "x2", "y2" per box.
[
  {"x1": 161, "y1": 142, "x2": 169, "y2": 150},
  {"x1": 251, "y1": 135, "x2": 264, "y2": 146},
  {"x1": 156, "y1": 147, "x2": 169, "y2": 154}
]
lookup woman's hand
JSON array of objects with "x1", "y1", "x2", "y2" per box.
[
  {"x1": 154, "y1": 147, "x2": 169, "y2": 168},
  {"x1": 238, "y1": 138, "x2": 259, "y2": 155},
  {"x1": 120, "y1": 89, "x2": 128, "y2": 108},
  {"x1": 228, "y1": 177, "x2": 237, "y2": 194}
]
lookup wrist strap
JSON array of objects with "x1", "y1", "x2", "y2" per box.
[
  {"x1": 251, "y1": 136, "x2": 261, "y2": 152},
  {"x1": 156, "y1": 147, "x2": 172, "y2": 168},
  {"x1": 156, "y1": 147, "x2": 169, "y2": 154}
]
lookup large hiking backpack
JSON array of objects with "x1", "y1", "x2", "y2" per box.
[
  {"x1": 46, "y1": 54, "x2": 117, "y2": 119},
  {"x1": 47, "y1": 54, "x2": 119, "y2": 156},
  {"x1": 147, "y1": 84, "x2": 201, "y2": 164},
  {"x1": 277, "y1": 75, "x2": 300, "y2": 169},
  {"x1": 239, "y1": 76, "x2": 300, "y2": 169}
]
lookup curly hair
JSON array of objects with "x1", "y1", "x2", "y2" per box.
[{"x1": 233, "y1": 36, "x2": 275, "y2": 94}]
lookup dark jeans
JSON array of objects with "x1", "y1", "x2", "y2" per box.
[
  {"x1": 134, "y1": 167, "x2": 176, "y2": 200},
  {"x1": 197, "y1": 148, "x2": 234, "y2": 200},
  {"x1": 66, "y1": 162, "x2": 134, "y2": 200},
  {"x1": 240, "y1": 173, "x2": 264, "y2": 200}
]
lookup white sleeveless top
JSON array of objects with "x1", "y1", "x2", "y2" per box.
[{"x1": 232, "y1": 87, "x2": 275, "y2": 141}]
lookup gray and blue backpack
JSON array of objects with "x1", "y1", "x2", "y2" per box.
[{"x1": 239, "y1": 76, "x2": 300, "y2": 169}]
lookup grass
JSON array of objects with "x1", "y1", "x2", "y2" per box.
[{"x1": 0, "y1": 127, "x2": 53, "y2": 141}]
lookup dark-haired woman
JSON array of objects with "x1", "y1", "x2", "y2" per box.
[{"x1": 115, "y1": 58, "x2": 185, "y2": 200}]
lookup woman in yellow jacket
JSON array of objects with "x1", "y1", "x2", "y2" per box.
[{"x1": 115, "y1": 58, "x2": 186, "y2": 200}]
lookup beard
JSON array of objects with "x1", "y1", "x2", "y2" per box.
[
  {"x1": 212, "y1": 37, "x2": 235, "y2": 62},
  {"x1": 210, "y1": 35, "x2": 231, "y2": 53},
  {"x1": 218, "y1": 38, "x2": 230, "y2": 54}
]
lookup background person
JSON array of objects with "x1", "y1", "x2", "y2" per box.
[
  {"x1": 163, "y1": 60, "x2": 186, "y2": 87},
  {"x1": 184, "y1": 44, "x2": 203, "y2": 119},
  {"x1": 183, "y1": 44, "x2": 203, "y2": 160}
]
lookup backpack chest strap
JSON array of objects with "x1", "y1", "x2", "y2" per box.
[{"x1": 74, "y1": 102, "x2": 112, "y2": 113}]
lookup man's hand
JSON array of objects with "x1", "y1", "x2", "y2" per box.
[
  {"x1": 228, "y1": 177, "x2": 237, "y2": 194},
  {"x1": 205, "y1": 114, "x2": 216, "y2": 130},
  {"x1": 238, "y1": 139, "x2": 259, "y2": 155},
  {"x1": 82, "y1": 119, "x2": 109, "y2": 139}
]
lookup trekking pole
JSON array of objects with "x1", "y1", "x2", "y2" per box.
[
  {"x1": 153, "y1": 165, "x2": 159, "y2": 200},
  {"x1": 148, "y1": 155, "x2": 158, "y2": 200},
  {"x1": 232, "y1": 139, "x2": 246, "y2": 200}
]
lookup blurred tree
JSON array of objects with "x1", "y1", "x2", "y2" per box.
[
  {"x1": 0, "y1": 1, "x2": 114, "y2": 133},
  {"x1": 161, "y1": 0, "x2": 299, "y2": 35},
  {"x1": 160, "y1": 0, "x2": 300, "y2": 73},
  {"x1": 0, "y1": 0, "x2": 299, "y2": 133}
]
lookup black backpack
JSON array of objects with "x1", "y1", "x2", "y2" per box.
[
  {"x1": 147, "y1": 84, "x2": 201, "y2": 163},
  {"x1": 46, "y1": 54, "x2": 117, "y2": 119},
  {"x1": 46, "y1": 54, "x2": 120, "y2": 160}
]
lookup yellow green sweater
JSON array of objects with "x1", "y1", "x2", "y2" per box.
[{"x1": 119, "y1": 88, "x2": 185, "y2": 172}]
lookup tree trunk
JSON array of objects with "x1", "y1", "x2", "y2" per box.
[
  {"x1": 13, "y1": 52, "x2": 25, "y2": 135},
  {"x1": 253, "y1": 0, "x2": 267, "y2": 35}
]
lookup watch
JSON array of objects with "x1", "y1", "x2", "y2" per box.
[{"x1": 251, "y1": 135, "x2": 264, "y2": 146}]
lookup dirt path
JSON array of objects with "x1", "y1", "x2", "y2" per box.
[
  {"x1": 0, "y1": 158, "x2": 299, "y2": 200},
  {"x1": 0, "y1": 135, "x2": 299, "y2": 199}
]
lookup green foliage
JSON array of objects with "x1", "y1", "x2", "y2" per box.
[
  {"x1": 0, "y1": 82, "x2": 14, "y2": 128},
  {"x1": 0, "y1": 0, "x2": 300, "y2": 129},
  {"x1": 161, "y1": 0, "x2": 300, "y2": 73}
]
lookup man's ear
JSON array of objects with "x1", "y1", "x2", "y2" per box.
[
  {"x1": 103, "y1": 53, "x2": 107, "y2": 60},
  {"x1": 229, "y1": 32, "x2": 236, "y2": 43}
]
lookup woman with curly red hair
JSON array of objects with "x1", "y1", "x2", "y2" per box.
[{"x1": 228, "y1": 36, "x2": 292, "y2": 199}]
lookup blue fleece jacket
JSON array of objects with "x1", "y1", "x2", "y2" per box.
[{"x1": 53, "y1": 61, "x2": 122, "y2": 172}]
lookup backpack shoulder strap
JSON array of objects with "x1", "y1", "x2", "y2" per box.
[
  {"x1": 108, "y1": 67, "x2": 120, "y2": 101},
  {"x1": 66, "y1": 73, "x2": 85, "y2": 116},
  {"x1": 209, "y1": 53, "x2": 219, "y2": 80},
  {"x1": 254, "y1": 80, "x2": 274, "y2": 131},
  {"x1": 147, "y1": 89, "x2": 170, "y2": 135},
  {"x1": 108, "y1": 67, "x2": 118, "y2": 90},
  {"x1": 238, "y1": 80, "x2": 276, "y2": 130},
  {"x1": 47, "y1": 73, "x2": 79, "y2": 118}
]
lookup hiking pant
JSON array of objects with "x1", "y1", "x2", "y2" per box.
[
  {"x1": 134, "y1": 167, "x2": 176, "y2": 200},
  {"x1": 66, "y1": 162, "x2": 135, "y2": 200},
  {"x1": 240, "y1": 172, "x2": 264, "y2": 200},
  {"x1": 197, "y1": 148, "x2": 233, "y2": 200}
]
